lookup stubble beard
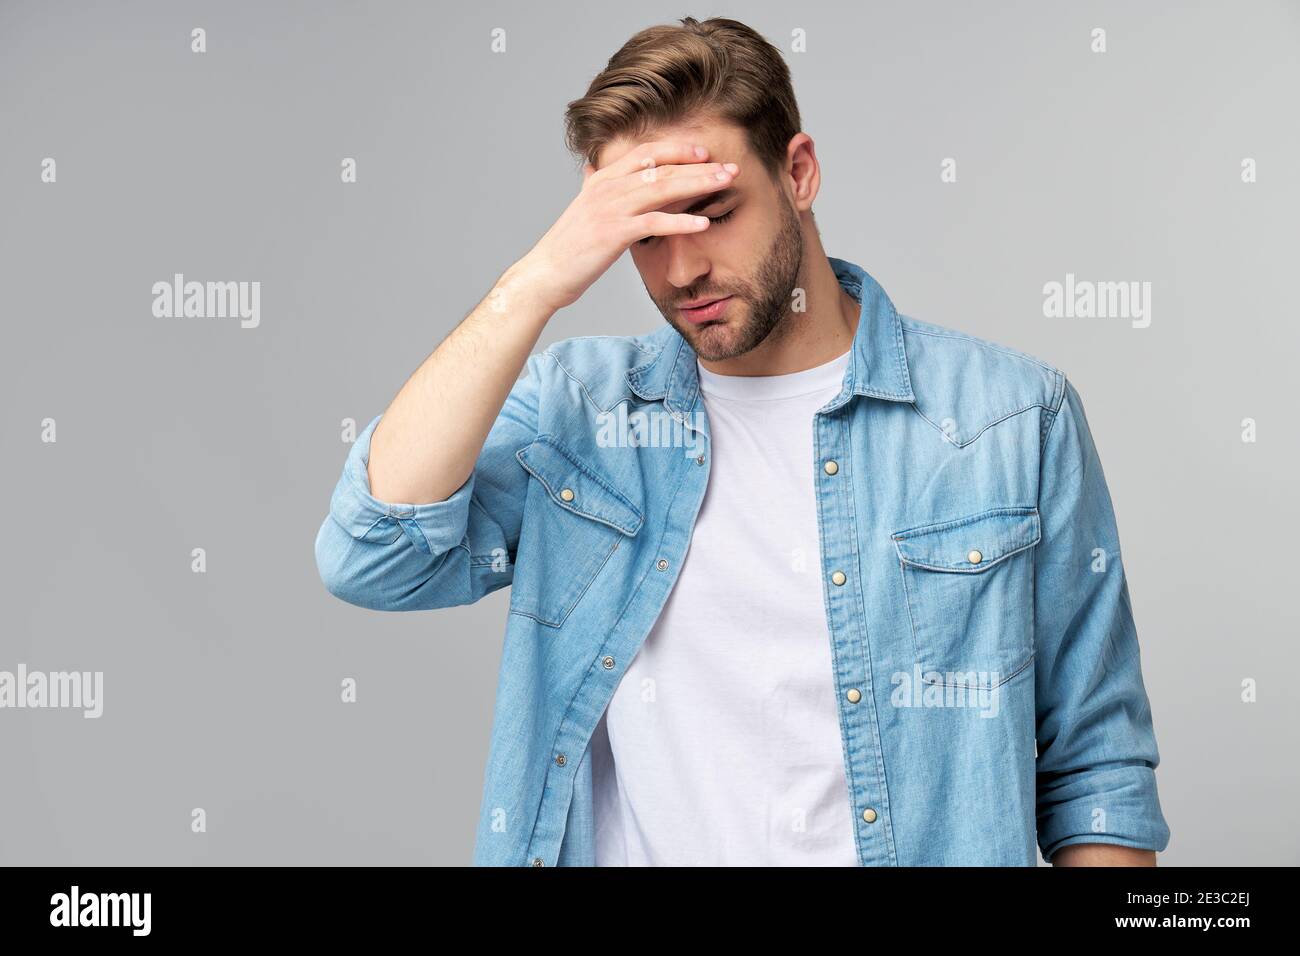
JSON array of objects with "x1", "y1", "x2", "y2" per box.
[{"x1": 653, "y1": 197, "x2": 805, "y2": 362}]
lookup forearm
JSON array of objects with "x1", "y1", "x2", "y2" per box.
[
  {"x1": 1051, "y1": 844, "x2": 1156, "y2": 867},
  {"x1": 367, "y1": 257, "x2": 554, "y2": 504}
]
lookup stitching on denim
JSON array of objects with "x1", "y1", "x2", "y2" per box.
[
  {"x1": 892, "y1": 508, "x2": 1041, "y2": 575},
  {"x1": 892, "y1": 505, "x2": 1039, "y2": 539},
  {"x1": 544, "y1": 349, "x2": 616, "y2": 416},
  {"x1": 625, "y1": 335, "x2": 677, "y2": 400},
  {"x1": 625, "y1": 354, "x2": 668, "y2": 399},
  {"x1": 899, "y1": 322, "x2": 1062, "y2": 376},
  {"x1": 515, "y1": 435, "x2": 643, "y2": 534},
  {"x1": 919, "y1": 651, "x2": 1035, "y2": 690},
  {"x1": 664, "y1": 334, "x2": 695, "y2": 411},
  {"x1": 896, "y1": 555, "x2": 925, "y2": 681},
  {"x1": 396, "y1": 516, "x2": 433, "y2": 555},
  {"x1": 898, "y1": 555, "x2": 1034, "y2": 691},
  {"x1": 908, "y1": 401, "x2": 1051, "y2": 448},
  {"x1": 812, "y1": 411, "x2": 863, "y2": 864},
  {"x1": 464, "y1": 496, "x2": 506, "y2": 564},
  {"x1": 887, "y1": 297, "x2": 912, "y2": 398},
  {"x1": 816, "y1": 406, "x2": 900, "y2": 865},
  {"x1": 1040, "y1": 371, "x2": 1067, "y2": 455},
  {"x1": 519, "y1": 440, "x2": 703, "y2": 863},
  {"x1": 354, "y1": 512, "x2": 389, "y2": 541},
  {"x1": 894, "y1": 537, "x2": 1039, "y2": 573},
  {"x1": 508, "y1": 532, "x2": 621, "y2": 628},
  {"x1": 547, "y1": 332, "x2": 657, "y2": 351}
]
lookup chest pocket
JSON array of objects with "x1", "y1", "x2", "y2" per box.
[
  {"x1": 510, "y1": 435, "x2": 643, "y2": 628},
  {"x1": 891, "y1": 506, "x2": 1040, "y2": 690}
]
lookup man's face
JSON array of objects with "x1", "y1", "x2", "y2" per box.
[{"x1": 595, "y1": 119, "x2": 804, "y2": 362}]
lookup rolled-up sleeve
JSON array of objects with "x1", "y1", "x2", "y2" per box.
[
  {"x1": 1033, "y1": 374, "x2": 1171, "y2": 861},
  {"x1": 314, "y1": 350, "x2": 546, "y2": 612}
]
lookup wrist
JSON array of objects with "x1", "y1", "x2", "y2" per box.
[{"x1": 498, "y1": 256, "x2": 562, "y2": 319}]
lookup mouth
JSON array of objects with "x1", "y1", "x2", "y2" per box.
[{"x1": 678, "y1": 295, "x2": 734, "y2": 324}]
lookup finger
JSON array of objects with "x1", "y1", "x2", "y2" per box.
[
  {"x1": 592, "y1": 139, "x2": 710, "y2": 184},
  {"x1": 621, "y1": 167, "x2": 736, "y2": 216},
  {"x1": 625, "y1": 210, "x2": 711, "y2": 243}
]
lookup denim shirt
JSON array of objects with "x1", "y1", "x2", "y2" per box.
[{"x1": 315, "y1": 256, "x2": 1171, "y2": 866}]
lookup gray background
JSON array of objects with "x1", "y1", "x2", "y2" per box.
[{"x1": 1, "y1": 0, "x2": 1296, "y2": 865}]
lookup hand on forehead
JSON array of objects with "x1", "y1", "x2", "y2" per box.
[
  {"x1": 593, "y1": 121, "x2": 748, "y2": 214},
  {"x1": 595, "y1": 117, "x2": 747, "y2": 171}
]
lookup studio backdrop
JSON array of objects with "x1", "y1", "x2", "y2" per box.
[{"x1": 1, "y1": 0, "x2": 1297, "y2": 865}]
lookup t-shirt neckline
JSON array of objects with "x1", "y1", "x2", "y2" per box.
[{"x1": 696, "y1": 347, "x2": 851, "y2": 401}]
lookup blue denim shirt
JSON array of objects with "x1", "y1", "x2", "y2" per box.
[{"x1": 315, "y1": 256, "x2": 1171, "y2": 866}]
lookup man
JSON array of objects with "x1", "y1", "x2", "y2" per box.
[{"x1": 314, "y1": 16, "x2": 1170, "y2": 866}]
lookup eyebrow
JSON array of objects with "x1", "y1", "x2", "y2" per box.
[{"x1": 680, "y1": 187, "x2": 738, "y2": 216}]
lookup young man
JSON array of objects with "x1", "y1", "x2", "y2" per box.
[{"x1": 315, "y1": 16, "x2": 1170, "y2": 866}]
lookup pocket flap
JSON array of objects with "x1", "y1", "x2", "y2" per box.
[
  {"x1": 891, "y1": 506, "x2": 1040, "y2": 572},
  {"x1": 516, "y1": 435, "x2": 643, "y2": 537}
]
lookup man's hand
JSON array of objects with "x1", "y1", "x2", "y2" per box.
[
  {"x1": 517, "y1": 139, "x2": 740, "y2": 313},
  {"x1": 363, "y1": 140, "x2": 740, "y2": 505},
  {"x1": 1051, "y1": 844, "x2": 1157, "y2": 866}
]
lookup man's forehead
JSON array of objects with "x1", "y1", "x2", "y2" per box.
[{"x1": 595, "y1": 120, "x2": 749, "y2": 171}]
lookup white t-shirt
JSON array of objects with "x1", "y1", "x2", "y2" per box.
[{"x1": 591, "y1": 346, "x2": 859, "y2": 866}]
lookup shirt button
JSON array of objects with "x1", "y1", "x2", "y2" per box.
[
  {"x1": 656, "y1": 558, "x2": 669, "y2": 571},
  {"x1": 831, "y1": 570, "x2": 847, "y2": 586},
  {"x1": 823, "y1": 460, "x2": 839, "y2": 475},
  {"x1": 555, "y1": 753, "x2": 566, "y2": 766},
  {"x1": 559, "y1": 487, "x2": 575, "y2": 502},
  {"x1": 846, "y1": 688, "x2": 862, "y2": 703},
  {"x1": 532, "y1": 857, "x2": 545, "y2": 866},
  {"x1": 862, "y1": 808, "x2": 878, "y2": 824},
  {"x1": 602, "y1": 655, "x2": 615, "y2": 669},
  {"x1": 967, "y1": 549, "x2": 982, "y2": 565},
  {"x1": 696, "y1": 455, "x2": 705, "y2": 465}
]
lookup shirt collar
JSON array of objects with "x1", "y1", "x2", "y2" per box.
[{"x1": 626, "y1": 254, "x2": 916, "y2": 414}]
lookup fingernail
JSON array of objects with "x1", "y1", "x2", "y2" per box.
[{"x1": 723, "y1": 163, "x2": 738, "y2": 174}]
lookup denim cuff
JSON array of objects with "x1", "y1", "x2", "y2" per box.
[
  {"x1": 328, "y1": 413, "x2": 475, "y2": 556},
  {"x1": 1037, "y1": 762, "x2": 1171, "y2": 861}
]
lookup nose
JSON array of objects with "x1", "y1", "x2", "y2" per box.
[{"x1": 662, "y1": 233, "x2": 711, "y2": 293}]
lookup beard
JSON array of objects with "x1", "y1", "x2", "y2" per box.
[{"x1": 649, "y1": 195, "x2": 805, "y2": 362}]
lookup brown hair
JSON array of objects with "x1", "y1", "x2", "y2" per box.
[{"x1": 563, "y1": 16, "x2": 801, "y2": 182}]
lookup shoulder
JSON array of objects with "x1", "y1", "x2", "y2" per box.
[
  {"x1": 898, "y1": 313, "x2": 1067, "y2": 446},
  {"x1": 526, "y1": 325, "x2": 671, "y2": 412},
  {"x1": 541, "y1": 327, "x2": 663, "y2": 373}
]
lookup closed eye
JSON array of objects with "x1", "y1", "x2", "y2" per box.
[{"x1": 638, "y1": 209, "x2": 735, "y2": 246}]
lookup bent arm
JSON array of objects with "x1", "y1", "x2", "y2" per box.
[
  {"x1": 314, "y1": 259, "x2": 559, "y2": 612},
  {"x1": 367, "y1": 258, "x2": 555, "y2": 504},
  {"x1": 1033, "y1": 375, "x2": 1171, "y2": 864}
]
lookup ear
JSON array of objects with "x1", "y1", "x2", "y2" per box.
[{"x1": 583, "y1": 162, "x2": 596, "y2": 184}]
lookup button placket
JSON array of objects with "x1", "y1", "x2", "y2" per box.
[
  {"x1": 815, "y1": 409, "x2": 893, "y2": 866},
  {"x1": 524, "y1": 401, "x2": 711, "y2": 869}
]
